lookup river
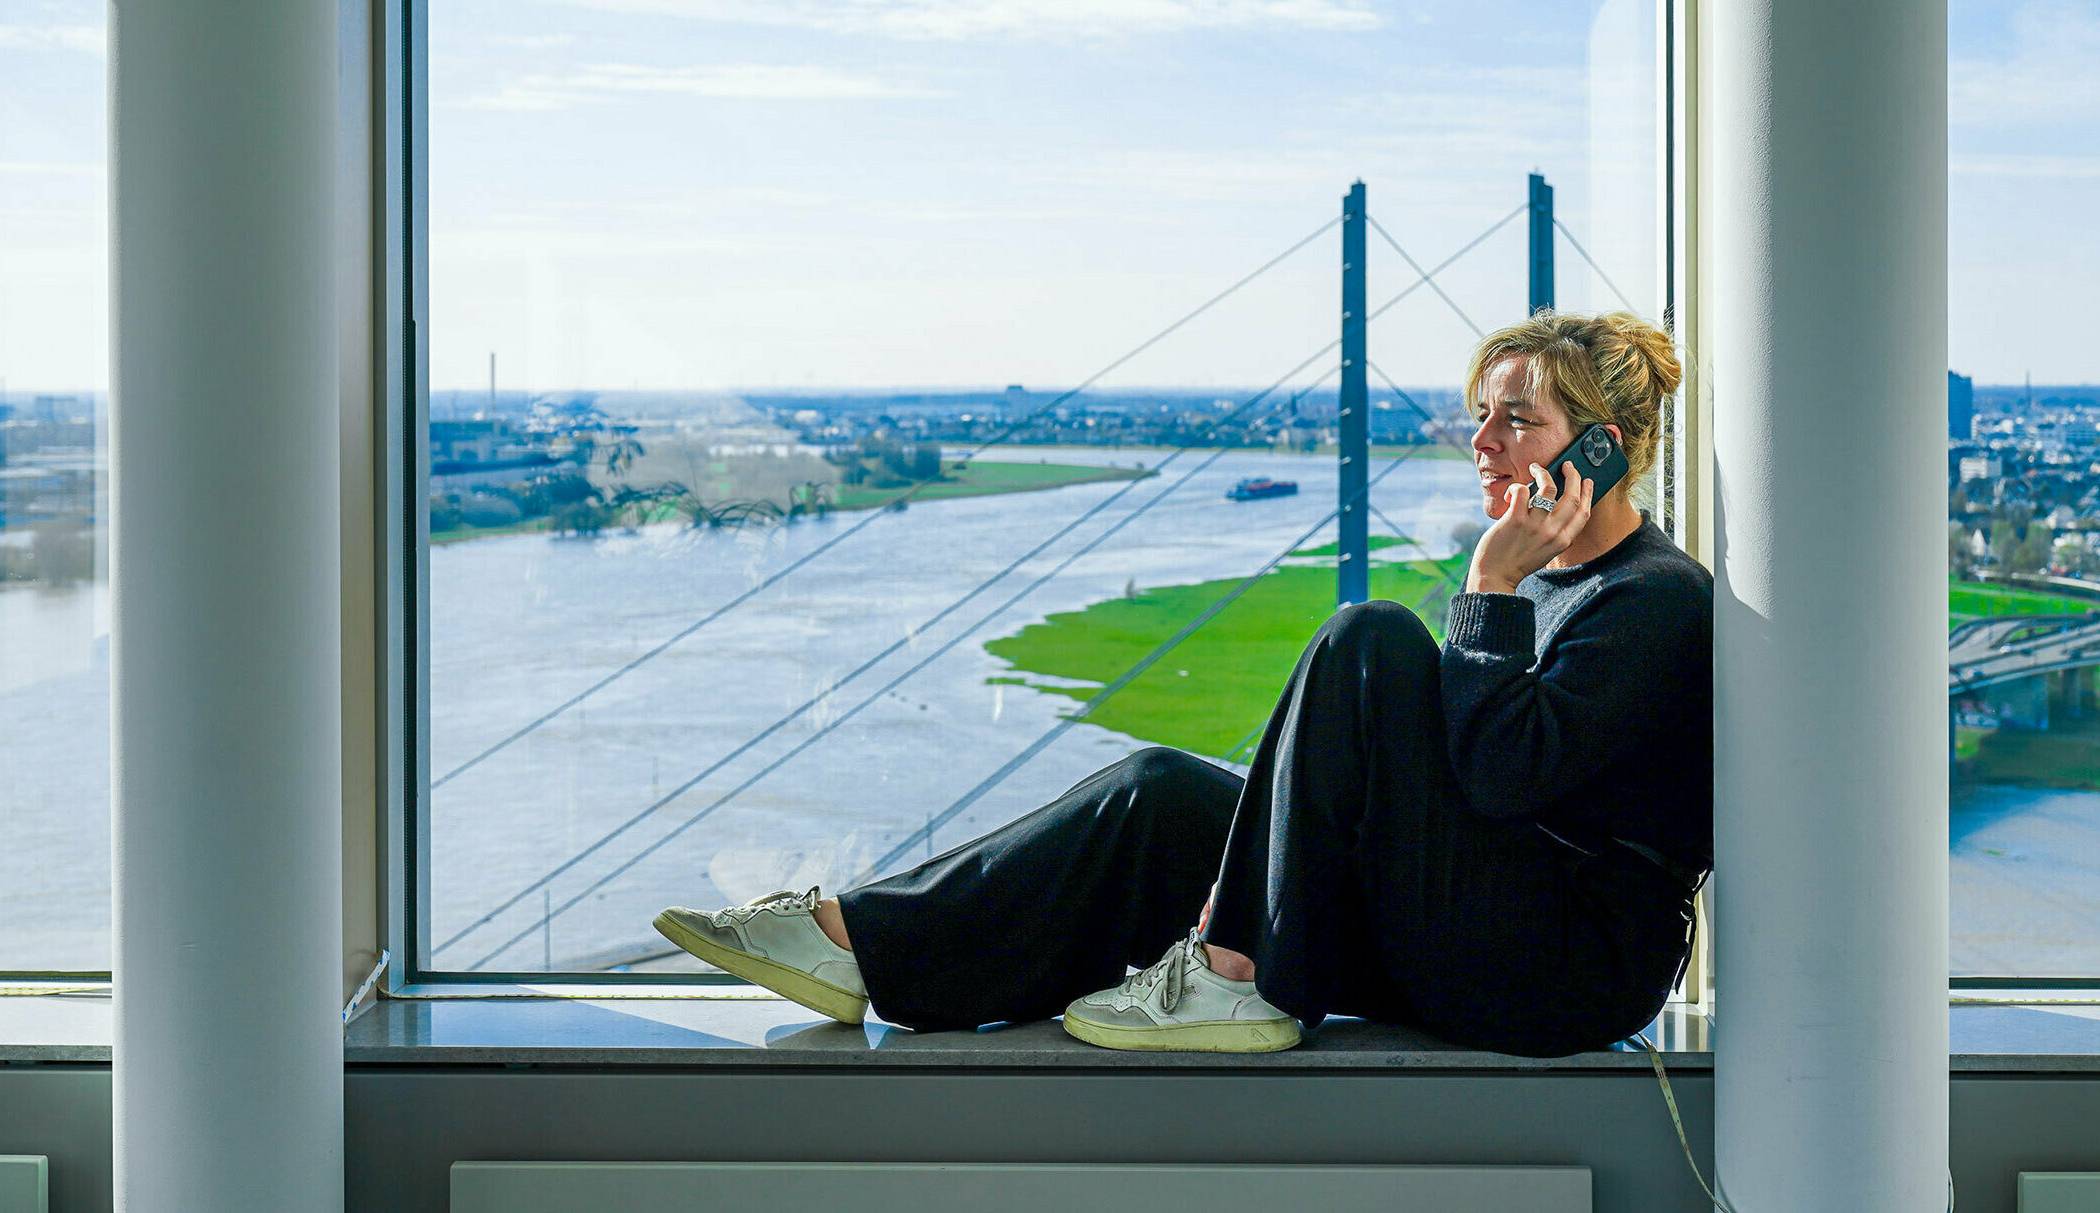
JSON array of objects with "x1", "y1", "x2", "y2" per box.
[{"x1": 3, "y1": 444, "x2": 2095, "y2": 977}]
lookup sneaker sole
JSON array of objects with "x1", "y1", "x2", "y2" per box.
[
  {"x1": 652, "y1": 910, "x2": 869, "y2": 1026},
  {"x1": 1061, "y1": 1010, "x2": 1301, "y2": 1053}
]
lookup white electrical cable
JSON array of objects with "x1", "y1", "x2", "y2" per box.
[
  {"x1": 1637, "y1": 1031, "x2": 1956, "y2": 1211},
  {"x1": 1635, "y1": 1030, "x2": 1739, "y2": 1212},
  {"x1": 341, "y1": 949, "x2": 390, "y2": 1025}
]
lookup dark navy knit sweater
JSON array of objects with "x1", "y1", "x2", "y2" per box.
[{"x1": 1440, "y1": 509, "x2": 1714, "y2": 872}]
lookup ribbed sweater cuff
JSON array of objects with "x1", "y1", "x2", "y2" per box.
[{"x1": 1445, "y1": 592, "x2": 1535, "y2": 655}]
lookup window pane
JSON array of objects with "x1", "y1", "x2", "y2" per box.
[
  {"x1": 1948, "y1": 2, "x2": 2100, "y2": 978},
  {"x1": 424, "y1": 0, "x2": 1662, "y2": 973},
  {"x1": 0, "y1": 3, "x2": 109, "y2": 971}
]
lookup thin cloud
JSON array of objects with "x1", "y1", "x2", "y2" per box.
[
  {"x1": 437, "y1": 189, "x2": 836, "y2": 226},
  {"x1": 488, "y1": 33, "x2": 579, "y2": 50},
  {"x1": 1951, "y1": 0, "x2": 2100, "y2": 130},
  {"x1": 1024, "y1": 65, "x2": 1588, "y2": 208},
  {"x1": 1344, "y1": 65, "x2": 1588, "y2": 135},
  {"x1": 878, "y1": 202, "x2": 1103, "y2": 224},
  {"x1": 0, "y1": 23, "x2": 102, "y2": 53},
  {"x1": 0, "y1": 161, "x2": 101, "y2": 177},
  {"x1": 552, "y1": 0, "x2": 1380, "y2": 41},
  {"x1": 1952, "y1": 152, "x2": 2100, "y2": 180},
  {"x1": 464, "y1": 62, "x2": 947, "y2": 110},
  {"x1": 432, "y1": 224, "x2": 777, "y2": 259},
  {"x1": 1029, "y1": 147, "x2": 1359, "y2": 203}
]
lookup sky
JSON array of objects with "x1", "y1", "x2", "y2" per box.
[{"x1": 0, "y1": 0, "x2": 2095, "y2": 392}]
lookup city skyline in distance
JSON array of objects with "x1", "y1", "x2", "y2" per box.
[{"x1": 11, "y1": 375, "x2": 2097, "y2": 409}]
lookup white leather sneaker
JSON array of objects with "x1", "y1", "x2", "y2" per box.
[
  {"x1": 653, "y1": 887, "x2": 868, "y2": 1024},
  {"x1": 1062, "y1": 928, "x2": 1301, "y2": 1053}
]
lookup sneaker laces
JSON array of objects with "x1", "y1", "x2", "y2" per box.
[
  {"x1": 1124, "y1": 927, "x2": 1206, "y2": 1014},
  {"x1": 714, "y1": 885, "x2": 821, "y2": 925}
]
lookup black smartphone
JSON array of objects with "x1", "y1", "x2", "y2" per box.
[{"x1": 1531, "y1": 422, "x2": 1628, "y2": 506}]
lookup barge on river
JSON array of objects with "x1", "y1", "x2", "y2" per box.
[{"x1": 1225, "y1": 476, "x2": 1299, "y2": 502}]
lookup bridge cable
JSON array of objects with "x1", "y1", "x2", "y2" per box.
[
  {"x1": 461, "y1": 357, "x2": 1351, "y2": 968},
  {"x1": 1222, "y1": 567, "x2": 1455, "y2": 766},
  {"x1": 464, "y1": 380, "x2": 1328, "y2": 970},
  {"x1": 430, "y1": 215, "x2": 1342, "y2": 792},
  {"x1": 434, "y1": 361, "x2": 1333, "y2": 959},
  {"x1": 1221, "y1": 716, "x2": 1269, "y2": 765},
  {"x1": 434, "y1": 205, "x2": 1516, "y2": 798},
  {"x1": 1550, "y1": 216, "x2": 1640, "y2": 313},
  {"x1": 1218, "y1": 496, "x2": 1438, "y2": 765},
  {"x1": 1365, "y1": 359, "x2": 1440, "y2": 427},
  {"x1": 845, "y1": 447, "x2": 1427, "y2": 888},
  {"x1": 1222, "y1": 362, "x2": 1486, "y2": 763},
  {"x1": 1368, "y1": 359, "x2": 1492, "y2": 591},
  {"x1": 1366, "y1": 502, "x2": 1413, "y2": 546},
  {"x1": 1366, "y1": 214, "x2": 1487, "y2": 338}
]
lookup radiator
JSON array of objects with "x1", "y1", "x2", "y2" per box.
[
  {"x1": 451, "y1": 1161, "x2": 1591, "y2": 1212},
  {"x1": 0, "y1": 1156, "x2": 46, "y2": 1213},
  {"x1": 2021, "y1": 1172, "x2": 2100, "y2": 1212}
]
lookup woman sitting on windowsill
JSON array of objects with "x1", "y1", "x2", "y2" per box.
[{"x1": 653, "y1": 309, "x2": 1713, "y2": 1059}]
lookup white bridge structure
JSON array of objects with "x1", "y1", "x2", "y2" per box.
[
  {"x1": 1949, "y1": 613, "x2": 2100, "y2": 692},
  {"x1": 1948, "y1": 611, "x2": 2100, "y2": 756}
]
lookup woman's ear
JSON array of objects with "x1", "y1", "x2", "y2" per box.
[{"x1": 1605, "y1": 422, "x2": 1623, "y2": 446}]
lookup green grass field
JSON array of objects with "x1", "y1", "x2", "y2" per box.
[
  {"x1": 982, "y1": 567, "x2": 2100, "y2": 766},
  {"x1": 829, "y1": 460, "x2": 1150, "y2": 512},
  {"x1": 431, "y1": 516, "x2": 555, "y2": 546},
  {"x1": 1288, "y1": 534, "x2": 1424, "y2": 559},
  {"x1": 1014, "y1": 441, "x2": 1471, "y2": 461},
  {"x1": 1949, "y1": 579, "x2": 2097, "y2": 627},
  {"x1": 1948, "y1": 578, "x2": 2100, "y2": 787},
  {"x1": 432, "y1": 459, "x2": 1152, "y2": 544},
  {"x1": 983, "y1": 543, "x2": 1470, "y2": 760},
  {"x1": 1960, "y1": 713, "x2": 2100, "y2": 788}
]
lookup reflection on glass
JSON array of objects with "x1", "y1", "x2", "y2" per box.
[
  {"x1": 0, "y1": 2, "x2": 110, "y2": 971},
  {"x1": 1946, "y1": 2, "x2": 2100, "y2": 977},
  {"x1": 424, "y1": 1, "x2": 1663, "y2": 974}
]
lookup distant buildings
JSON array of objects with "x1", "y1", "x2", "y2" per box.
[
  {"x1": 0, "y1": 454, "x2": 100, "y2": 533},
  {"x1": 428, "y1": 417, "x2": 564, "y2": 488},
  {"x1": 1949, "y1": 375, "x2": 2100, "y2": 575},
  {"x1": 1959, "y1": 454, "x2": 2002, "y2": 482},
  {"x1": 0, "y1": 465, "x2": 65, "y2": 529},
  {"x1": 0, "y1": 402, "x2": 103, "y2": 532}
]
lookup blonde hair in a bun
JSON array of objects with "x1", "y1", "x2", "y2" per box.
[{"x1": 1462, "y1": 309, "x2": 1681, "y2": 508}]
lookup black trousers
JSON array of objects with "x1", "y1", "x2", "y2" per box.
[{"x1": 837, "y1": 599, "x2": 1698, "y2": 1057}]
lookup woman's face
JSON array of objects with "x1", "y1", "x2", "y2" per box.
[{"x1": 1469, "y1": 354, "x2": 1617, "y2": 520}]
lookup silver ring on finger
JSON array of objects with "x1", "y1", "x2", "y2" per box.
[{"x1": 1529, "y1": 491, "x2": 1557, "y2": 513}]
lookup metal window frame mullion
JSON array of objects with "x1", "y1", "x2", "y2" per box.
[
  {"x1": 1661, "y1": 0, "x2": 1715, "y2": 1012},
  {"x1": 381, "y1": 0, "x2": 426, "y2": 987}
]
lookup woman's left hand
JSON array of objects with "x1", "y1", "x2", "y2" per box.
[{"x1": 1466, "y1": 460, "x2": 1594, "y2": 593}]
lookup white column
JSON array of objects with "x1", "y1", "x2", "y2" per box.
[
  {"x1": 111, "y1": 4, "x2": 342, "y2": 1210},
  {"x1": 1711, "y1": 1, "x2": 1947, "y2": 1209}
]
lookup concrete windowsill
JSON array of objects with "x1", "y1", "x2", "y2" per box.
[
  {"x1": 7, "y1": 986, "x2": 2100, "y2": 1072},
  {"x1": 339, "y1": 994, "x2": 1706, "y2": 1070}
]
